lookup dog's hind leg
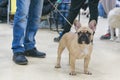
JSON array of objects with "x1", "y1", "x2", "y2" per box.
[
  {"x1": 110, "y1": 27, "x2": 115, "y2": 41},
  {"x1": 116, "y1": 28, "x2": 120, "y2": 42},
  {"x1": 55, "y1": 41, "x2": 66, "y2": 68}
]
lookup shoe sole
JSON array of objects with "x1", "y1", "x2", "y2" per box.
[
  {"x1": 25, "y1": 55, "x2": 46, "y2": 58},
  {"x1": 13, "y1": 59, "x2": 28, "y2": 65},
  {"x1": 15, "y1": 61, "x2": 28, "y2": 65}
]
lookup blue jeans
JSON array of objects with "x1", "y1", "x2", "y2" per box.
[
  {"x1": 12, "y1": 0, "x2": 43, "y2": 53},
  {"x1": 98, "y1": 3, "x2": 107, "y2": 18}
]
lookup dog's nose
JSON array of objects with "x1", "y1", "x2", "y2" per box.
[
  {"x1": 81, "y1": 34, "x2": 87, "y2": 41},
  {"x1": 81, "y1": 35, "x2": 90, "y2": 44}
]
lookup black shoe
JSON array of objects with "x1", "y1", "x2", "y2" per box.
[
  {"x1": 54, "y1": 36, "x2": 61, "y2": 42},
  {"x1": 54, "y1": 32, "x2": 63, "y2": 42},
  {"x1": 13, "y1": 52, "x2": 28, "y2": 65},
  {"x1": 24, "y1": 48, "x2": 46, "y2": 58}
]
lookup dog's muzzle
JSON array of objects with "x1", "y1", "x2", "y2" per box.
[{"x1": 78, "y1": 32, "x2": 91, "y2": 44}]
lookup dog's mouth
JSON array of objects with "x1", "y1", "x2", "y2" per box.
[{"x1": 77, "y1": 31, "x2": 92, "y2": 44}]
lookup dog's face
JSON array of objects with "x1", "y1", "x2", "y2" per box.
[{"x1": 77, "y1": 27, "x2": 93, "y2": 44}]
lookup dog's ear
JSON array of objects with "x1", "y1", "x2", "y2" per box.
[{"x1": 87, "y1": 27, "x2": 93, "y2": 35}]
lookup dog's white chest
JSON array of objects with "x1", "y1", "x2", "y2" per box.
[
  {"x1": 77, "y1": 47, "x2": 89, "y2": 59},
  {"x1": 83, "y1": 47, "x2": 89, "y2": 54}
]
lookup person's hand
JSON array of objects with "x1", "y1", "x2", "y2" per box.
[{"x1": 89, "y1": 20, "x2": 97, "y2": 32}]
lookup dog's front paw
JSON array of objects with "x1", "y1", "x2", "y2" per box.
[
  {"x1": 84, "y1": 71, "x2": 92, "y2": 75},
  {"x1": 55, "y1": 64, "x2": 61, "y2": 68},
  {"x1": 69, "y1": 71, "x2": 76, "y2": 75}
]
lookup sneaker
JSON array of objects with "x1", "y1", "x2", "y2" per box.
[
  {"x1": 24, "y1": 48, "x2": 46, "y2": 58},
  {"x1": 100, "y1": 33, "x2": 111, "y2": 40},
  {"x1": 13, "y1": 52, "x2": 28, "y2": 65}
]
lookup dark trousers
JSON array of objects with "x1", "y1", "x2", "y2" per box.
[
  {"x1": 62, "y1": 0, "x2": 85, "y2": 34},
  {"x1": 0, "y1": 7, "x2": 7, "y2": 21}
]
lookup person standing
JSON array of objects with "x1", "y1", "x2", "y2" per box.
[
  {"x1": 12, "y1": 0, "x2": 46, "y2": 65},
  {"x1": 54, "y1": 0, "x2": 99, "y2": 42}
]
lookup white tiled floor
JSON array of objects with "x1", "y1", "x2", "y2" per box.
[{"x1": 0, "y1": 15, "x2": 120, "y2": 80}]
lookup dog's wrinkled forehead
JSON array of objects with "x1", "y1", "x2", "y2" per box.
[{"x1": 77, "y1": 26, "x2": 93, "y2": 34}]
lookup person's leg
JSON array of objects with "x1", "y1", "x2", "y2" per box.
[
  {"x1": 12, "y1": 0, "x2": 30, "y2": 65},
  {"x1": 100, "y1": 26, "x2": 116, "y2": 40},
  {"x1": 62, "y1": 0, "x2": 85, "y2": 34},
  {"x1": 100, "y1": 0, "x2": 116, "y2": 40},
  {"x1": 24, "y1": 0, "x2": 46, "y2": 58},
  {"x1": 24, "y1": 0, "x2": 43, "y2": 50},
  {"x1": 12, "y1": 0, "x2": 30, "y2": 53},
  {"x1": 98, "y1": 3, "x2": 107, "y2": 18},
  {"x1": 54, "y1": 0, "x2": 85, "y2": 42}
]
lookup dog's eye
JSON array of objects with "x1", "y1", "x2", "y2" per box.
[
  {"x1": 86, "y1": 31, "x2": 91, "y2": 35},
  {"x1": 78, "y1": 32, "x2": 81, "y2": 35},
  {"x1": 86, "y1": 31, "x2": 91, "y2": 36}
]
